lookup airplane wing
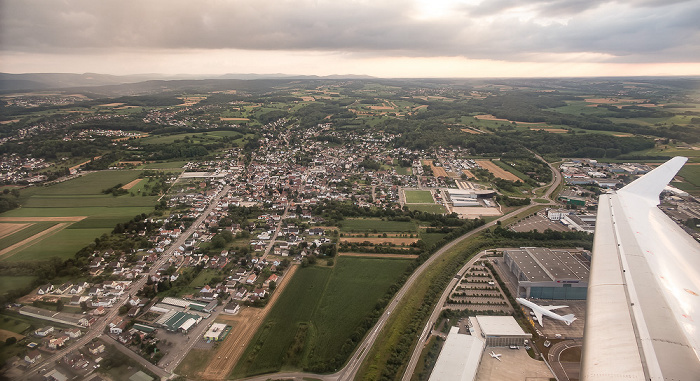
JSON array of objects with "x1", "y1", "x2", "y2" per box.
[
  {"x1": 582, "y1": 156, "x2": 700, "y2": 380},
  {"x1": 533, "y1": 311, "x2": 544, "y2": 327},
  {"x1": 542, "y1": 305, "x2": 568, "y2": 311}
]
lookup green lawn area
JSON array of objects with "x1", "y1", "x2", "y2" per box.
[
  {"x1": 189, "y1": 269, "x2": 221, "y2": 289},
  {"x1": 233, "y1": 257, "x2": 412, "y2": 377},
  {"x1": 339, "y1": 218, "x2": 417, "y2": 233},
  {"x1": 0, "y1": 275, "x2": 36, "y2": 297},
  {"x1": 407, "y1": 204, "x2": 446, "y2": 214},
  {"x1": 404, "y1": 190, "x2": 434, "y2": 204},
  {"x1": 394, "y1": 166, "x2": 411, "y2": 175}
]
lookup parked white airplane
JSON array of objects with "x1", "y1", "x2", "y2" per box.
[
  {"x1": 516, "y1": 297, "x2": 576, "y2": 327},
  {"x1": 489, "y1": 351, "x2": 502, "y2": 361}
]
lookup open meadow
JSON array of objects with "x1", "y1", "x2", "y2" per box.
[
  {"x1": 0, "y1": 170, "x2": 157, "y2": 264},
  {"x1": 404, "y1": 190, "x2": 434, "y2": 204},
  {"x1": 232, "y1": 256, "x2": 411, "y2": 377},
  {"x1": 339, "y1": 218, "x2": 417, "y2": 233}
]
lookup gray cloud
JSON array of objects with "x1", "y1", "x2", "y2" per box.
[{"x1": 1, "y1": 0, "x2": 698, "y2": 63}]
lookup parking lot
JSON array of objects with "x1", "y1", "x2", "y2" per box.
[{"x1": 510, "y1": 215, "x2": 570, "y2": 233}]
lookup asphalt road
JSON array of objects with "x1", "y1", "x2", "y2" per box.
[
  {"x1": 18, "y1": 184, "x2": 230, "y2": 380},
  {"x1": 547, "y1": 339, "x2": 582, "y2": 381},
  {"x1": 238, "y1": 159, "x2": 563, "y2": 381},
  {"x1": 400, "y1": 251, "x2": 489, "y2": 381}
]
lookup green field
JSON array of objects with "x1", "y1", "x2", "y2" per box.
[
  {"x1": 142, "y1": 160, "x2": 189, "y2": 169},
  {"x1": 233, "y1": 257, "x2": 411, "y2": 377},
  {"x1": 30, "y1": 171, "x2": 143, "y2": 195},
  {"x1": 407, "y1": 204, "x2": 447, "y2": 214},
  {"x1": 672, "y1": 165, "x2": 700, "y2": 194},
  {"x1": 4, "y1": 228, "x2": 112, "y2": 262},
  {"x1": 0, "y1": 222, "x2": 58, "y2": 249},
  {"x1": 0, "y1": 170, "x2": 157, "y2": 262},
  {"x1": 418, "y1": 232, "x2": 448, "y2": 248},
  {"x1": 138, "y1": 131, "x2": 243, "y2": 145},
  {"x1": 404, "y1": 190, "x2": 434, "y2": 204},
  {"x1": 339, "y1": 218, "x2": 417, "y2": 232}
]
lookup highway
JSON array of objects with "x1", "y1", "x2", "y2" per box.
[
  {"x1": 238, "y1": 156, "x2": 563, "y2": 381},
  {"x1": 19, "y1": 184, "x2": 230, "y2": 380},
  {"x1": 400, "y1": 250, "x2": 489, "y2": 381}
]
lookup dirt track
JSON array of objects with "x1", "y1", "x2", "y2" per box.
[
  {"x1": 0, "y1": 216, "x2": 87, "y2": 222},
  {"x1": 121, "y1": 178, "x2": 143, "y2": 190},
  {"x1": 476, "y1": 160, "x2": 521, "y2": 182},
  {"x1": 199, "y1": 265, "x2": 299, "y2": 380},
  {"x1": 0, "y1": 223, "x2": 68, "y2": 259}
]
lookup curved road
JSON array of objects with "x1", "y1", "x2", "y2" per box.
[{"x1": 239, "y1": 158, "x2": 563, "y2": 381}]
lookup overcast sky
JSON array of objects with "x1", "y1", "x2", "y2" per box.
[{"x1": 1, "y1": 0, "x2": 699, "y2": 77}]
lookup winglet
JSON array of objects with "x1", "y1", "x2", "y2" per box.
[{"x1": 618, "y1": 156, "x2": 687, "y2": 205}]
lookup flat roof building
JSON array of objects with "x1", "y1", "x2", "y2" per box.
[
  {"x1": 469, "y1": 316, "x2": 531, "y2": 347},
  {"x1": 204, "y1": 323, "x2": 227, "y2": 342},
  {"x1": 428, "y1": 326, "x2": 484, "y2": 381},
  {"x1": 503, "y1": 247, "x2": 589, "y2": 300}
]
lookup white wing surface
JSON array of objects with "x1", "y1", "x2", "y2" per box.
[{"x1": 582, "y1": 156, "x2": 700, "y2": 380}]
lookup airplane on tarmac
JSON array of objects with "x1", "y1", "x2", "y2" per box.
[
  {"x1": 489, "y1": 351, "x2": 502, "y2": 361},
  {"x1": 515, "y1": 297, "x2": 576, "y2": 327}
]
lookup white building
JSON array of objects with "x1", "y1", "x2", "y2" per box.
[{"x1": 429, "y1": 327, "x2": 484, "y2": 381}]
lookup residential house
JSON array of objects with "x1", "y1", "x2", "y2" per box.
[
  {"x1": 87, "y1": 341, "x2": 105, "y2": 355},
  {"x1": 35, "y1": 326, "x2": 54, "y2": 337},
  {"x1": 224, "y1": 302, "x2": 240, "y2": 315},
  {"x1": 65, "y1": 328, "x2": 82, "y2": 339},
  {"x1": 37, "y1": 284, "x2": 54, "y2": 295},
  {"x1": 24, "y1": 350, "x2": 41, "y2": 364},
  {"x1": 48, "y1": 335, "x2": 69, "y2": 349},
  {"x1": 264, "y1": 274, "x2": 278, "y2": 287}
]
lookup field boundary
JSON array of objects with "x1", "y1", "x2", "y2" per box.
[
  {"x1": 337, "y1": 253, "x2": 419, "y2": 259},
  {"x1": 0, "y1": 223, "x2": 30, "y2": 239},
  {"x1": 0, "y1": 223, "x2": 69, "y2": 260},
  {"x1": 200, "y1": 265, "x2": 299, "y2": 380},
  {"x1": 0, "y1": 216, "x2": 87, "y2": 222}
]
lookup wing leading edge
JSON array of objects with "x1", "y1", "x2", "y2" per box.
[{"x1": 582, "y1": 156, "x2": 700, "y2": 380}]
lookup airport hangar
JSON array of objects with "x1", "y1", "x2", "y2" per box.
[
  {"x1": 502, "y1": 247, "x2": 590, "y2": 300},
  {"x1": 445, "y1": 189, "x2": 497, "y2": 207}
]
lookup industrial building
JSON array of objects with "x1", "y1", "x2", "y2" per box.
[
  {"x1": 445, "y1": 189, "x2": 496, "y2": 207},
  {"x1": 428, "y1": 326, "x2": 484, "y2": 381},
  {"x1": 203, "y1": 323, "x2": 228, "y2": 342},
  {"x1": 469, "y1": 316, "x2": 531, "y2": 347},
  {"x1": 503, "y1": 247, "x2": 590, "y2": 300}
]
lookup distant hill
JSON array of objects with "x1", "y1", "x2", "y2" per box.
[{"x1": 0, "y1": 72, "x2": 375, "y2": 93}]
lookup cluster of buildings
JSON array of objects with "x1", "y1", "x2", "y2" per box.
[
  {"x1": 560, "y1": 159, "x2": 652, "y2": 188},
  {"x1": 0, "y1": 153, "x2": 52, "y2": 184}
]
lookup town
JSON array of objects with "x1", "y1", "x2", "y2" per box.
[{"x1": 1, "y1": 77, "x2": 700, "y2": 381}]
